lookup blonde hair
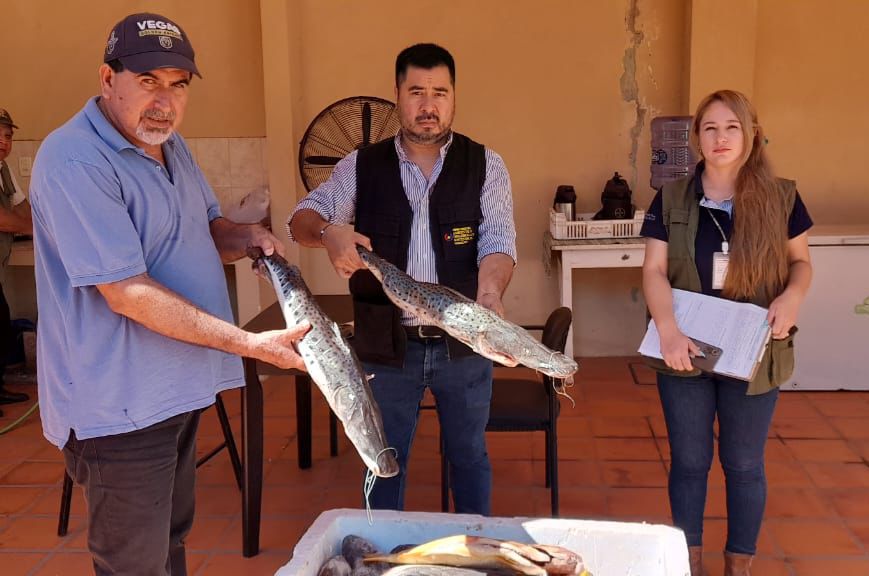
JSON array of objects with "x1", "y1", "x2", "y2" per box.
[{"x1": 691, "y1": 90, "x2": 789, "y2": 303}]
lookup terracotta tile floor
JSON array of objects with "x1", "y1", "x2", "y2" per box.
[{"x1": 0, "y1": 357, "x2": 868, "y2": 575}]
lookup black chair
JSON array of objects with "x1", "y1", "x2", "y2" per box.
[
  {"x1": 440, "y1": 307, "x2": 573, "y2": 516},
  {"x1": 57, "y1": 393, "x2": 243, "y2": 536}
]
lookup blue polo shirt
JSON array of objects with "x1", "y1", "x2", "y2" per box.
[
  {"x1": 641, "y1": 163, "x2": 813, "y2": 296},
  {"x1": 30, "y1": 97, "x2": 244, "y2": 448}
]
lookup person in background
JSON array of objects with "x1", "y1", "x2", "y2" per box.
[
  {"x1": 641, "y1": 89, "x2": 813, "y2": 576},
  {"x1": 29, "y1": 13, "x2": 309, "y2": 575},
  {"x1": 288, "y1": 43, "x2": 517, "y2": 515},
  {"x1": 0, "y1": 108, "x2": 33, "y2": 415}
]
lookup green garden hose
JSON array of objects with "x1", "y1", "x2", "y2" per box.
[{"x1": 0, "y1": 401, "x2": 39, "y2": 435}]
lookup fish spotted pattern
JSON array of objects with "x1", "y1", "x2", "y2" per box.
[
  {"x1": 251, "y1": 249, "x2": 399, "y2": 478},
  {"x1": 357, "y1": 246, "x2": 578, "y2": 379}
]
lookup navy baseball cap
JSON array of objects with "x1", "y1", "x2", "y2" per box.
[
  {"x1": 104, "y1": 13, "x2": 201, "y2": 78},
  {"x1": 0, "y1": 109, "x2": 17, "y2": 130}
]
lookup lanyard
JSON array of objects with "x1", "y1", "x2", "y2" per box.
[{"x1": 705, "y1": 207, "x2": 729, "y2": 255}]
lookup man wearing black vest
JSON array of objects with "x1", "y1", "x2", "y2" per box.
[
  {"x1": 289, "y1": 43, "x2": 516, "y2": 514},
  {"x1": 0, "y1": 108, "x2": 33, "y2": 413}
]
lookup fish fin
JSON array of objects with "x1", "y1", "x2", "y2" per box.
[
  {"x1": 494, "y1": 540, "x2": 550, "y2": 563},
  {"x1": 329, "y1": 322, "x2": 344, "y2": 339}
]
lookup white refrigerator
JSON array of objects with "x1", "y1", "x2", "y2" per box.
[{"x1": 786, "y1": 226, "x2": 869, "y2": 391}]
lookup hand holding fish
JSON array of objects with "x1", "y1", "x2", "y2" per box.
[
  {"x1": 248, "y1": 323, "x2": 311, "y2": 370},
  {"x1": 246, "y1": 224, "x2": 286, "y2": 258},
  {"x1": 477, "y1": 291, "x2": 505, "y2": 319},
  {"x1": 321, "y1": 224, "x2": 372, "y2": 279}
]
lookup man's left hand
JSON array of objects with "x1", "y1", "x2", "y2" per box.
[
  {"x1": 247, "y1": 225, "x2": 286, "y2": 258},
  {"x1": 478, "y1": 292, "x2": 505, "y2": 318}
]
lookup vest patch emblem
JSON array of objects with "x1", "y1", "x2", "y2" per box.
[{"x1": 446, "y1": 226, "x2": 475, "y2": 246}]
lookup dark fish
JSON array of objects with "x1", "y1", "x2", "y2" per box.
[
  {"x1": 319, "y1": 555, "x2": 352, "y2": 576},
  {"x1": 343, "y1": 534, "x2": 380, "y2": 564}
]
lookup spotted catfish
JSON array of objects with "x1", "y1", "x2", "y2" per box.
[
  {"x1": 356, "y1": 246, "x2": 578, "y2": 379},
  {"x1": 250, "y1": 249, "x2": 398, "y2": 478}
]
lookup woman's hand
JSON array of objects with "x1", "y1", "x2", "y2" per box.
[
  {"x1": 659, "y1": 327, "x2": 702, "y2": 372},
  {"x1": 767, "y1": 290, "x2": 801, "y2": 339},
  {"x1": 767, "y1": 232, "x2": 812, "y2": 340}
]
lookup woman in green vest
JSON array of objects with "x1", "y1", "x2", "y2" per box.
[{"x1": 641, "y1": 90, "x2": 813, "y2": 576}]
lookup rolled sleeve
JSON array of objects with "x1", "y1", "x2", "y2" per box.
[
  {"x1": 477, "y1": 149, "x2": 517, "y2": 264},
  {"x1": 287, "y1": 150, "x2": 359, "y2": 241},
  {"x1": 31, "y1": 160, "x2": 147, "y2": 287}
]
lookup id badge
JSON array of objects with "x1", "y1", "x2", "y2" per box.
[{"x1": 712, "y1": 252, "x2": 730, "y2": 289}]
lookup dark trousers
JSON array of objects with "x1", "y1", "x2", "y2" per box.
[
  {"x1": 63, "y1": 410, "x2": 201, "y2": 576},
  {"x1": 0, "y1": 282, "x2": 10, "y2": 381},
  {"x1": 364, "y1": 339, "x2": 493, "y2": 515},
  {"x1": 658, "y1": 372, "x2": 778, "y2": 555}
]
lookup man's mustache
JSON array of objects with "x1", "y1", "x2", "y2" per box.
[
  {"x1": 141, "y1": 109, "x2": 176, "y2": 122},
  {"x1": 415, "y1": 113, "x2": 439, "y2": 123}
]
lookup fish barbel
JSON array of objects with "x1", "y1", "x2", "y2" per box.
[{"x1": 250, "y1": 249, "x2": 398, "y2": 478}]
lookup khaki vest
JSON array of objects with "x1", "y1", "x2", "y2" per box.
[
  {"x1": 0, "y1": 162, "x2": 15, "y2": 283},
  {"x1": 647, "y1": 175, "x2": 797, "y2": 395}
]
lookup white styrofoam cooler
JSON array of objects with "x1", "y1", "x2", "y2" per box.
[{"x1": 277, "y1": 508, "x2": 689, "y2": 576}]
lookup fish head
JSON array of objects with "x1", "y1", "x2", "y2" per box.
[
  {"x1": 333, "y1": 377, "x2": 399, "y2": 479},
  {"x1": 475, "y1": 325, "x2": 523, "y2": 367},
  {"x1": 355, "y1": 245, "x2": 385, "y2": 282},
  {"x1": 480, "y1": 323, "x2": 578, "y2": 378},
  {"x1": 246, "y1": 248, "x2": 302, "y2": 288}
]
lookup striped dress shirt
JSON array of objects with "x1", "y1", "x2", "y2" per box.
[{"x1": 288, "y1": 132, "x2": 517, "y2": 325}]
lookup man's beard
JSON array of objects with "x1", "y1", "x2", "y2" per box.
[
  {"x1": 403, "y1": 113, "x2": 451, "y2": 145},
  {"x1": 136, "y1": 109, "x2": 176, "y2": 146}
]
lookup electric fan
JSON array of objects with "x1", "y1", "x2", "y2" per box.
[{"x1": 298, "y1": 96, "x2": 402, "y2": 192}]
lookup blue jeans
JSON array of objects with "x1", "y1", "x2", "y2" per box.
[
  {"x1": 658, "y1": 372, "x2": 778, "y2": 555},
  {"x1": 364, "y1": 339, "x2": 493, "y2": 515}
]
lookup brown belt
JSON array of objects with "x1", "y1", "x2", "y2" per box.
[{"x1": 403, "y1": 325, "x2": 447, "y2": 341}]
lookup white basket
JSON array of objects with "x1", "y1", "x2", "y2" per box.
[{"x1": 550, "y1": 209, "x2": 645, "y2": 240}]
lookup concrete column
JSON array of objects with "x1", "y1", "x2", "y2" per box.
[{"x1": 252, "y1": 0, "x2": 306, "y2": 313}]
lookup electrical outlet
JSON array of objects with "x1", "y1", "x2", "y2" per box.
[{"x1": 18, "y1": 156, "x2": 32, "y2": 177}]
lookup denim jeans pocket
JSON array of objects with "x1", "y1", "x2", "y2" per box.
[{"x1": 461, "y1": 357, "x2": 493, "y2": 409}]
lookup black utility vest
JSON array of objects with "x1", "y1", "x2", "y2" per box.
[{"x1": 349, "y1": 133, "x2": 486, "y2": 366}]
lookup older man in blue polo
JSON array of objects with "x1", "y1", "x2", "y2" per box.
[{"x1": 30, "y1": 13, "x2": 310, "y2": 575}]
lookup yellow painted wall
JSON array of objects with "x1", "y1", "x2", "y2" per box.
[
  {"x1": 6, "y1": 0, "x2": 869, "y2": 355},
  {"x1": 3, "y1": 0, "x2": 265, "y2": 139},
  {"x1": 754, "y1": 0, "x2": 869, "y2": 225}
]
